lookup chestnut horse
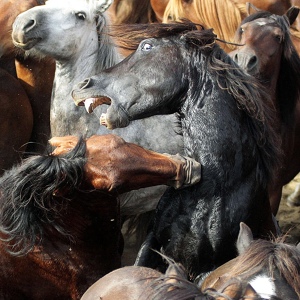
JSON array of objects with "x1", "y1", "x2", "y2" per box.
[
  {"x1": 71, "y1": 21, "x2": 281, "y2": 276},
  {"x1": 229, "y1": 6, "x2": 300, "y2": 215},
  {"x1": 81, "y1": 223, "x2": 300, "y2": 300},
  {"x1": 0, "y1": 0, "x2": 55, "y2": 155},
  {"x1": 0, "y1": 134, "x2": 201, "y2": 299}
]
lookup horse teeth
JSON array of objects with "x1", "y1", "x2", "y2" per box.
[
  {"x1": 100, "y1": 113, "x2": 107, "y2": 127},
  {"x1": 84, "y1": 98, "x2": 95, "y2": 114}
]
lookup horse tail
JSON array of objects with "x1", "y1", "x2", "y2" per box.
[{"x1": 0, "y1": 137, "x2": 86, "y2": 255}]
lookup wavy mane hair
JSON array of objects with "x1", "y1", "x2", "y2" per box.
[
  {"x1": 229, "y1": 237, "x2": 300, "y2": 298},
  {"x1": 110, "y1": 20, "x2": 281, "y2": 183},
  {"x1": 0, "y1": 138, "x2": 87, "y2": 255},
  {"x1": 235, "y1": 11, "x2": 300, "y2": 127},
  {"x1": 162, "y1": 0, "x2": 247, "y2": 52}
]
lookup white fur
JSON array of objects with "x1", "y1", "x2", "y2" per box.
[{"x1": 250, "y1": 275, "x2": 276, "y2": 299}]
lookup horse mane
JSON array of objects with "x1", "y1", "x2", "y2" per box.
[
  {"x1": 95, "y1": 13, "x2": 121, "y2": 71},
  {"x1": 109, "y1": 20, "x2": 281, "y2": 183},
  {"x1": 237, "y1": 11, "x2": 300, "y2": 126},
  {"x1": 150, "y1": 258, "x2": 261, "y2": 300},
  {"x1": 0, "y1": 138, "x2": 87, "y2": 255},
  {"x1": 162, "y1": 0, "x2": 247, "y2": 52},
  {"x1": 229, "y1": 238, "x2": 300, "y2": 298}
]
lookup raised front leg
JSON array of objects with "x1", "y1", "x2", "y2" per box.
[{"x1": 50, "y1": 134, "x2": 201, "y2": 193}]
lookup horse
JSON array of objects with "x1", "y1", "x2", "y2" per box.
[
  {"x1": 0, "y1": 133, "x2": 201, "y2": 300},
  {"x1": 229, "y1": 6, "x2": 300, "y2": 215},
  {"x1": 0, "y1": 67, "x2": 33, "y2": 175},
  {"x1": 11, "y1": 0, "x2": 185, "y2": 255},
  {"x1": 0, "y1": 0, "x2": 55, "y2": 155},
  {"x1": 201, "y1": 222, "x2": 300, "y2": 299},
  {"x1": 81, "y1": 222, "x2": 300, "y2": 300},
  {"x1": 71, "y1": 21, "x2": 281, "y2": 277}
]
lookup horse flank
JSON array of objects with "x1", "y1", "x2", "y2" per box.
[
  {"x1": 109, "y1": 21, "x2": 281, "y2": 182},
  {"x1": 0, "y1": 138, "x2": 87, "y2": 255}
]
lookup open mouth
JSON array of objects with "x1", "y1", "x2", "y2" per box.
[{"x1": 76, "y1": 96, "x2": 112, "y2": 127}]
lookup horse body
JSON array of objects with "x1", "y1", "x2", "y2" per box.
[
  {"x1": 0, "y1": 68, "x2": 33, "y2": 174},
  {"x1": 230, "y1": 8, "x2": 300, "y2": 214},
  {"x1": 71, "y1": 22, "x2": 279, "y2": 276},
  {"x1": 12, "y1": 0, "x2": 184, "y2": 216},
  {"x1": 0, "y1": 0, "x2": 54, "y2": 155},
  {"x1": 0, "y1": 134, "x2": 200, "y2": 299}
]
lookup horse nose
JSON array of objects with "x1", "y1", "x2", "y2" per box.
[
  {"x1": 77, "y1": 78, "x2": 95, "y2": 90},
  {"x1": 232, "y1": 52, "x2": 258, "y2": 73}
]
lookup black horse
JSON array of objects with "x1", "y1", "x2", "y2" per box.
[{"x1": 71, "y1": 21, "x2": 281, "y2": 278}]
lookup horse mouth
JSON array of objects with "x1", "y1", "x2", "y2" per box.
[
  {"x1": 13, "y1": 38, "x2": 41, "y2": 50},
  {"x1": 77, "y1": 96, "x2": 112, "y2": 127}
]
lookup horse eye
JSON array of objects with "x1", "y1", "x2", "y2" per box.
[
  {"x1": 142, "y1": 43, "x2": 153, "y2": 51},
  {"x1": 76, "y1": 12, "x2": 86, "y2": 20},
  {"x1": 275, "y1": 34, "x2": 283, "y2": 43}
]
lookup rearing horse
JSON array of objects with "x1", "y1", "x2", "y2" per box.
[{"x1": 71, "y1": 21, "x2": 281, "y2": 277}]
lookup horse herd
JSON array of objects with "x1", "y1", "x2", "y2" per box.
[{"x1": 0, "y1": 0, "x2": 300, "y2": 299}]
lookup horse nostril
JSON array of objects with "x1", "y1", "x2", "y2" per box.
[
  {"x1": 233, "y1": 53, "x2": 239, "y2": 63},
  {"x1": 78, "y1": 78, "x2": 94, "y2": 90},
  {"x1": 247, "y1": 55, "x2": 257, "y2": 68},
  {"x1": 24, "y1": 19, "x2": 36, "y2": 32}
]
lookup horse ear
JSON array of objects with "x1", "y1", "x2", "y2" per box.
[
  {"x1": 246, "y1": 2, "x2": 260, "y2": 16},
  {"x1": 236, "y1": 222, "x2": 253, "y2": 255},
  {"x1": 285, "y1": 6, "x2": 300, "y2": 26},
  {"x1": 91, "y1": 0, "x2": 113, "y2": 13}
]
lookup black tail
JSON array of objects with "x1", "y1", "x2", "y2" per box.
[{"x1": 0, "y1": 137, "x2": 86, "y2": 255}]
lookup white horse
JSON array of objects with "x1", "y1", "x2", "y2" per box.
[{"x1": 11, "y1": 0, "x2": 184, "y2": 225}]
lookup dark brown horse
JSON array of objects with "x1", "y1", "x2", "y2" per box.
[
  {"x1": 229, "y1": 6, "x2": 300, "y2": 215},
  {"x1": 0, "y1": 67, "x2": 33, "y2": 174},
  {"x1": 0, "y1": 134, "x2": 201, "y2": 299},
  {"x1": 81, "y1": 222, "x2": 300, "y2": 299}
]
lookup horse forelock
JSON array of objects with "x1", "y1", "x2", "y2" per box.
[
  {"x1": 0, "y1": 138, "x2": 87, "y2": 255},
  {"x1": 229, "y1": 238, "x2": 300, "y2": 298}
]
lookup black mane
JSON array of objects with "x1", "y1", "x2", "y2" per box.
[{"x1": 0, "y1": 138, "x2": 87, "y2": 255}]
